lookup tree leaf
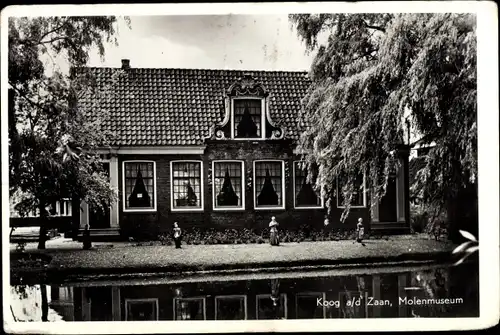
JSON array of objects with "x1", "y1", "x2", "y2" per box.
[
  {"x1": 459, "y1": 230, "x2": 477, "y2": 242},
  {"x1": 453, "y1": 254, "x2": 470, "y2": 267},
  {"x1": 452, "y1": 241, "x2": 472, "y2": 254},
  {"x1": 465, "y1": 245, "x2": 479, "y2": 254}
]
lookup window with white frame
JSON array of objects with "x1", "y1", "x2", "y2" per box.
[
  {"x1": 295, "y1": 292, "x2": 326, "y2": 319},
  {"x1": 171, "y1": 161, "x2": 203, "y2": 210},
  {"x1": 256, "y1": 294, "x2": 287, "y2": 320},
  {"x1": 215, "y1": 295, "x2": 247, "y2": 320},
  {"x1": 233, "y1": 99, "x2": 263, "y2": 139},
  {"x1": 123, "y1": 161, "x2": 156, "y2": 211},
  {"x1": 173, "y1": 297, "x2": 206, "y2": 320},
  {"x1": 336, "y1": 171, "x2": 366, "y2": 208},
  {"x1": 125, "y1": 299, "x2": 159, "y2": 321},
  {"x1": 254, "y1": 161, "x2": 285, "y2": 209},
  {"x1": 293, "y1": 162, "x2": 323, "y2": 208},
  {"x1": 213, "y1": 161, "x2": 244, "y2": 209}
]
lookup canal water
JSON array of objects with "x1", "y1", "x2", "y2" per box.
[{"x1": 10, "y1": 262, "x2": 478, "y2": 321}]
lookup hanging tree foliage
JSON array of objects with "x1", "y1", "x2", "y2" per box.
[
  {"x1": 8, "y1": 16, "x2": 130, "y2": 248},
  {"x1": 289, "y1": 14, "x2": 476, "y2": 240}
]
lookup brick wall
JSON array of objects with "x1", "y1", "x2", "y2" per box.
[{"x1": 115, "y1": 140, "x2": 372, "y2": 239}]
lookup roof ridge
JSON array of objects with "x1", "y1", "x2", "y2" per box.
[{"x1": 85, "y1": 66, "x2": 309, "y2": 74}]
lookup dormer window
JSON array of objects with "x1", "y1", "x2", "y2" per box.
[
  {"x1": 207, "y1": 74, "x2": 284, "y2": 141},
  {"x1": 232, "y1": 98, "x2": 264, "y2": 139}
]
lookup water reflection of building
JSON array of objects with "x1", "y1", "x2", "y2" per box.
[
  {"x1": 51, "y1": 273, "x2": 422, "y2": 321},
  {"x1": 50, "y1": 286, "x2": 75, "y2": 321}
]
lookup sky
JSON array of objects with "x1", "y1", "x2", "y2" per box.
[{"x1": 86, "y1": 15, "x2": 315, "y2": 71}]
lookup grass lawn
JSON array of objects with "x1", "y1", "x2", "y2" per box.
[{"x1": 10, "y1": 235, "x2": 456, "y2": 278}]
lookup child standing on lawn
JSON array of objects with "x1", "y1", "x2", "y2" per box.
[
  {"x1": 173, "y1": 222, "x2": 182, "y2": 249},
  {"x1": 269, "y1": 216, "x2": 280, "y2": 246},
  {"x1": 354, "y1": 218, "x2": 364, "y2": 244}
]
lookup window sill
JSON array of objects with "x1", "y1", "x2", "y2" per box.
[
  {"x1": 254, "y1": 207, "x2": 286, "y2": 211},
  {"x1": 123, "y1": 208, "x2": 157, "y2": 213},
  {"x1": 336, "y1": 206, "x2": 367, "y2": 209},
  {"x1": 294, "y1": 206, "x2": 325, "y2": 210},
  {"x1": 213, "y1": 207, "x2": 246, "y2": 212}
]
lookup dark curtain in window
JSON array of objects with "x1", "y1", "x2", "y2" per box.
[
  {"x1": 185, "y1": 182, "x2": 198, "y2": 206},
  {"x1": 129, "y1": 169, "x2": 151, "y2": 208},
  {"x1": 258, "y1": 169, "x2": 279, "y2": 206},
  {"x1": 217, "y1": 168, "x2": 239, "y2": 206},
  {"x1": 295, "y1": 162, "x2": 321, "y2": 206}
]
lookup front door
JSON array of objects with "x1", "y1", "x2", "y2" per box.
[
  {"x1": 89, "y1": 162, "x2": 111, "y2": 229},
  {"x1": 378, "y1": 176, "x2": 398, "y2": 222}
]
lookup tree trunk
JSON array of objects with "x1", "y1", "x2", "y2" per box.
[
  {"x1": 447, "y1": 183, "x2": 478, "y2": 243},
  {"x1": 38, "y1": 202, "x2": 48, "y2": 250},
  {"x1": 41, "y1": 284, "x2": 48, "y2": 322}
]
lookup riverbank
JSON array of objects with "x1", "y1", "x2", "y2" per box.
[{"x1": 10, "y1": 235, "x2": 458, "y2": 284}]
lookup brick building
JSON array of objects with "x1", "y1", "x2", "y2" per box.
[{"x1": 75, "y1": 60, "x2": 410, "y2": 240}]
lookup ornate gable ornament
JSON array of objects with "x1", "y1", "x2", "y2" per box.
[
  {"x1": 204, "y1": 74, "x2": 285, "y2": 141},
  {"x1": 227, "y1": 73, "x2": 269, "y2": 97}
]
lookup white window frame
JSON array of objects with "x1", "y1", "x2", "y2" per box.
[
  {"x1": 336, "y1": 171, "x2": 367, "y2": 209},
  {"x1": 212, "y1": 160, "x2": 245, "y2": 211},
  {"x1": 215, "y1": 295, "x2": 248, "y2": 320},
  {"x1": 253, "y1": 160, "x2": 286, "y2": 210},
  {"x1": 293, "y1": 161, "x2": 325, "y2": 209},
  {"x1": 122, "y1": 160, "x2": 157, "y2": 212},
  {"x1": 295, "y1": 292, "x2": 326, "y2": 319},
  {"x1": 170, "y1": 160, "x2": 204, "y2": 212},
  {"x1": 256, "y1": 293, "x2": 288, "y2": 320},
  {"x1": 173, "y1": 297, "x2": 207, "y2": 320},
  {"x1": 53, "y1": 198, "x2": 73, "y2": 217},
  {"x1": 125, "y1": 298, "x2": 159, "y2": 321},
  {"x1": 230, "y1": 97, "x2": 266, "y2": 140}
]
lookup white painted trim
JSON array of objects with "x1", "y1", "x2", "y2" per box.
[
  {"x1": 173, "y1": 297, "x2": 207, "y2": 320},
  {"x1": 109, "y1": 156, "x2": 120, "y2": 228},
  {"x1": 253, "y1": 160, "x2": 286, "y2": 210},
  {"x1": 292, "y1": 161, "x2": 325, "y2": 209},
  {"x1": 212, "y1": 160, "x2": 245, "y2": 211},
  {"x1": 336, "y1": 171, "x2": 367, "y2": 209},
  {"x1": 97, "y1": 146, "x2": 205, "y2": 155},
  {"x1": 122, "y1": 160, "x2": 157, "y2": 213},
  {"x1": 295, "y1": 292, "x2": 326, "y2": 319},
  {"x1": 215, "y1": 295, "x2": 248, "y2": 320},
  {"x1": 230, "y1": 96, "x2": 266, "y2": 140},
  {"x1": 111, "y1": 287, "x2": 121, "y2": 321},
  {"x1": 124, "y1": 298, "x2": 159, "y2": 321},
  {"x1": 255, "y1": 294, "x2": 288, "y2": 320},
  {"x1": 170, "y1": 160, "x2": 204, "y2": 212}
]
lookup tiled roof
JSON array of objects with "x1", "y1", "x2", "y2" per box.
[{"x1": 79, "y1": 67, "x2": 311, "y2": 146}]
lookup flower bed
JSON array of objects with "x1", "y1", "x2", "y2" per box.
[{"x1": 156, "y1": 227, "x2": 362, "y2": 246}]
